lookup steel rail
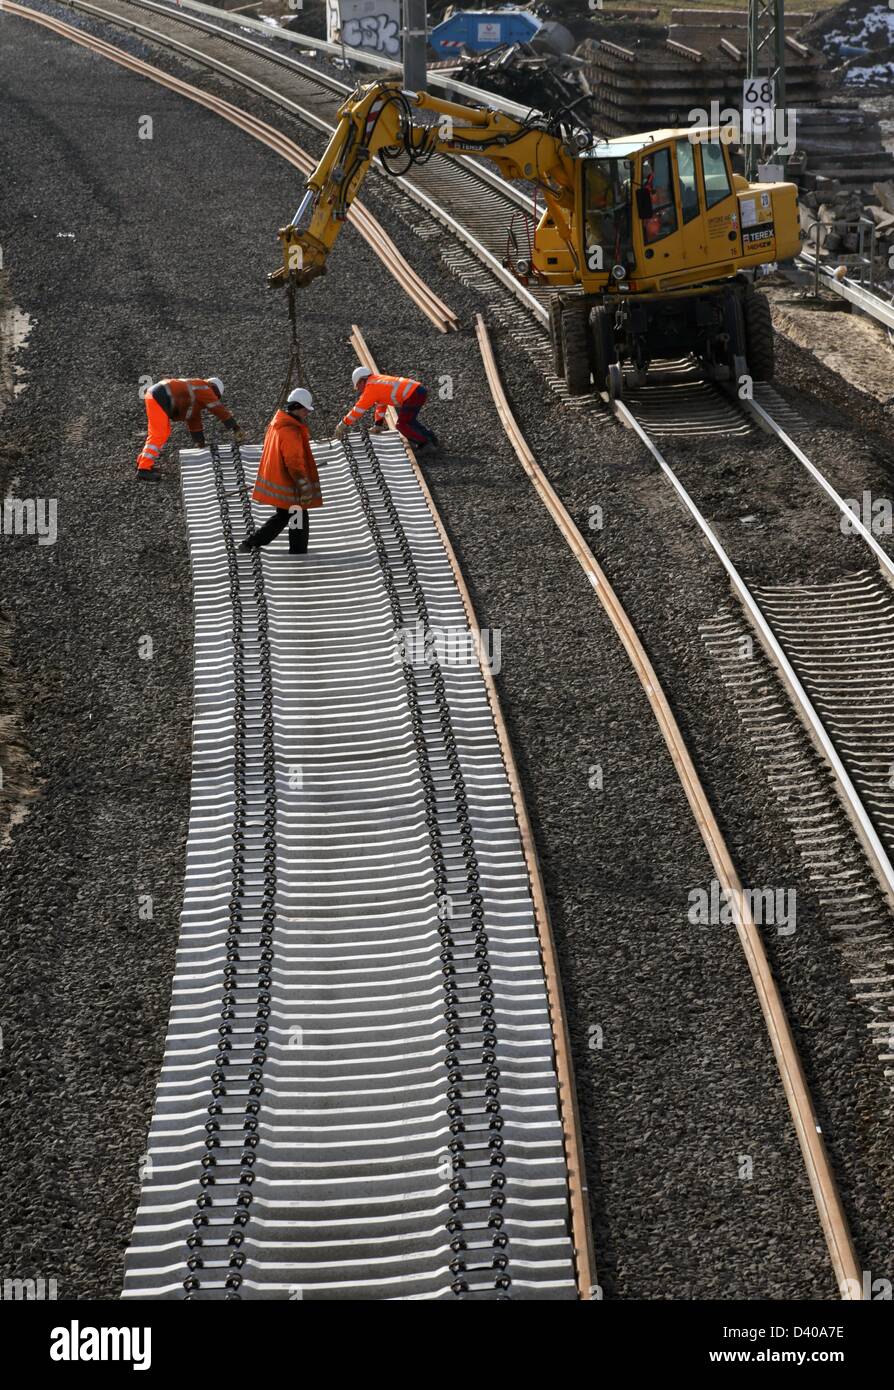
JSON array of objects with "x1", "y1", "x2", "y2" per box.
[
  {"x1": 617, "y1": 390, "x2": 894, "y2": 914},
  {"x1": 57, "y1": 0, "x2": 544, "y2": 321},
  {"x1": 743, "y1": 393, "x2": 894, "y2": 590},
  {"x1": 797, "y1": 250, "x2": 894, "y2": 334},
  {"x1": 61, "y1": 0, "x2": 533, "y2": 211},
  {"x1": 350, "y1": 322, "x2": 597, "y2": 1300},
  {"x1": 5, "y1": 1, "x2": 458, "y2": 334},
  {"x1": 103, "y1": 0, "x2": 534, "y2": 120},
  {"x1": 474, "y1": 312, "x2": 863, "y2": 1302}
]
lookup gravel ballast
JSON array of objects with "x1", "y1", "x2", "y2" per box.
[{"x1": 1, "y1": 2, "x2": 890, "y2": 1301}]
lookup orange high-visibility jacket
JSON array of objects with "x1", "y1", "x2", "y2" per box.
[
  {"x1": 152, "y1": 378, "x2": 233, "y2": 432},
  {"x1": 252, "y1": 410, "x2": 323, "y2": 510},
  {"x1": 343, "y1": 374, "x2": 421, "y2": 427}
]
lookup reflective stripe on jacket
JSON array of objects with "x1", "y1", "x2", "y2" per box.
[
  {"x1": 252, "y1": 410, "x2": 323, "y2": 510},
  {"x1": 343, "y1": 374, "x2": 421, "y2": 427},
  {"x1": 152, "y1": 378, "x2": 233, "y2": 433}
]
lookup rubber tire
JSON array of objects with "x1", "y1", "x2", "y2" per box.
[
  {"x1": 549, "y1": 298, "x2": 565, "y2": 379},
  {"x1": 589, "y1": 305, "x2": 617, "y2": 393},
  {"x1": 728, "y1": 290, "x2": 747, "y2": 385},
  {"x1": 743, "y1": 290, "x2": 774, "y2": 382},
  {"x1": 562, "y1": 303, "x2": 592, "y2": 396}
]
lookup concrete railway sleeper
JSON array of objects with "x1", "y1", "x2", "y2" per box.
[
  {"x1": 339, "y1": 427, "x2": 512, "y2": 1297},
  {"x1": 14, "y1": 0, "x2": 889, "y2": 1304},
  {"x1": 122, "y1": 428, "x2": 582, "y2": 1299}
]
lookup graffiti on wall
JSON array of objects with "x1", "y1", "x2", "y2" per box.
[{"x1": 341, "y1": 12, "x2": 401, "y2": 56}]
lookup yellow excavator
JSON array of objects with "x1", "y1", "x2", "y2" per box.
[{"x1": 271, "y1": 79, "x2": 800, "y2": 398}]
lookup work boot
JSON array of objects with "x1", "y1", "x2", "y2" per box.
[{"x1": 136, "y1": 466, "x2": 159, "y2": 479}]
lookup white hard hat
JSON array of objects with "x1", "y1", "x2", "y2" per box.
[
  {"x1": 208, "y1": 376, "x2": 224, "y2": 397},
  {"x1": 352, "y1": 366, "x2": 373, "y2": 389},
  {"x1": 286, "y1": 387, "x2": 315, "y2": 412}
]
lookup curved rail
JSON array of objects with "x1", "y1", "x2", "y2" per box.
[
  {"x1": 58, "y1": 0, "x2": 550, "y2": 323},
  {"x1": 63, "y1": 0, "x2": 534, "y2": 206},
  {"x1": 350, "y1": 322, "x2": 597, "y2": 1299},
  {"x1": 474, "y1": 312, "x2": 863, "y2": 1300},
  {"x1": 5, "y1": 1, "x2": 458, "y2": 334},
  {"x1": 130, "y1": 0, "x2": 534, "y2": 120}
]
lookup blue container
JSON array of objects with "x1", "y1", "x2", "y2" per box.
[{"x1": 430, "y1": 8, "x2": 542, "y2": 59}]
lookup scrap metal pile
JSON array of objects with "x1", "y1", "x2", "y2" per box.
[{"x1": 447, "y1": 40, "x2": 596, "y2": 116}]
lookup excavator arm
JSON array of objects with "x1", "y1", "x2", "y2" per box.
[{"x1": 271, "y1": 80, "x2": 585, "y2": 289}]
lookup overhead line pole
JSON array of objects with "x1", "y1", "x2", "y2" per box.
[
  {"x1": 403, "y1": 0, "x2": 427, "y2": 92},
  {"x1": 746, "y1": 0, "x2": 787, "y2": 180}
]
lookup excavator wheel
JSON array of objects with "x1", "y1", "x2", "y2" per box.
[
  {"x1": 589, "y1": 305, "x2": 616, "y2": 394},
  {"x1": 728, "y1": 290, "x2": 748, "y2": 386},
  {"x1": 549, "y1": 298, "x2": 565, "y2": 379},
  {"x1": 743, "y1": 290, "x2": 775, "y2": 382},
  {"x1": 561, "y1": 302, "x2": 591, "y2": 396}
]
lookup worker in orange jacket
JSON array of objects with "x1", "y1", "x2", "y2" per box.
[
  {"x1": 334, "y1": 367, "x2": 439, "y2": 449},
  {"x1": 240, "y1": 388, "x2": 322, "y2": 555},
  {"x1": 137, "y1": 376, "x2": 244, "y2": 474}
]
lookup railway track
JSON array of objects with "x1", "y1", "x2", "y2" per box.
[
  {"x1": 56, "y1": 0, "x2": 549, "y2": 313},
  {"x1": 11, "y1": 0, "x2": 893, "y2": 1297},
  {"x1": 6, "y1": 1, "x2": 457, "y2": 331},
  {"x1": 122, "y1": 424, "x2": 590, "y2": 1299},
  {"x1": 474, "y1": 314, "x2": 865, "y2": 1300}
]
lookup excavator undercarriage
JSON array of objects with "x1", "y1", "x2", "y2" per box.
[{"x1": 552, "y1": 274, "x2": 776, "y2": 399}]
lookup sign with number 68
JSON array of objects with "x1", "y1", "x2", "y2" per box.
[
  {"x1": 742, "y1": 77, "x2": 774, "y2": 139},
  {"x1": 742, "y1": 77, "x2": 774, "y2": 110}
]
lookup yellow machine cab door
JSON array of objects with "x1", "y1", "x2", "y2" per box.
[
  {"x1": 635, "y1": 143, "x2": 687, "y2": 283},
  {"x1": 672, "y1": 136, "x2": 709, "y2": 265},
  {"x1": 694, "y1": 138, "x2": 743, "y2": 269}
]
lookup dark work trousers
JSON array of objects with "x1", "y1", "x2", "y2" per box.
[
  {"x1": 249, "y1": 506, "x2": 310, "y2": 553},
  {"x1": 396, "y1": 386, "x2": 438, "y2": 447}
]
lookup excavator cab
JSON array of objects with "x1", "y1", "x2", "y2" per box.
[{"x1": 554, "y1": 128, "x2": 800, "y2": 396}]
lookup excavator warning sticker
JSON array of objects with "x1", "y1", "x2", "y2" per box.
[{"x1": 741, "y1": 194, "x2": 774, "y2": 233}]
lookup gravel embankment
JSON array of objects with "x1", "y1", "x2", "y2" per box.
[{"x1": 1, "y1": 3, "x2": 888, "y2": 1301}]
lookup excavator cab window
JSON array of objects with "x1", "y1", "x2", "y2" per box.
[
  {"x1": 700, "y1": 140, "x2": 732, "y2": 209},
  {"x1": 640, "y1": 148, "x2": 678, "y2": 245},
  {"x1": 584, "y1": 157, "x2": 633, "y2": 272},
  {"x1": 675, "y1": 139, "x2": 701, "y2": 224}
]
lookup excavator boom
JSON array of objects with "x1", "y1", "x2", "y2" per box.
[{"x1": 272, "y1": 80, "x2": 582, "y2": 289}]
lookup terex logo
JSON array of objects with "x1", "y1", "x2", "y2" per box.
[{"x1": 49, "y1": 1322, "x2": 152, "y2": 1372}]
